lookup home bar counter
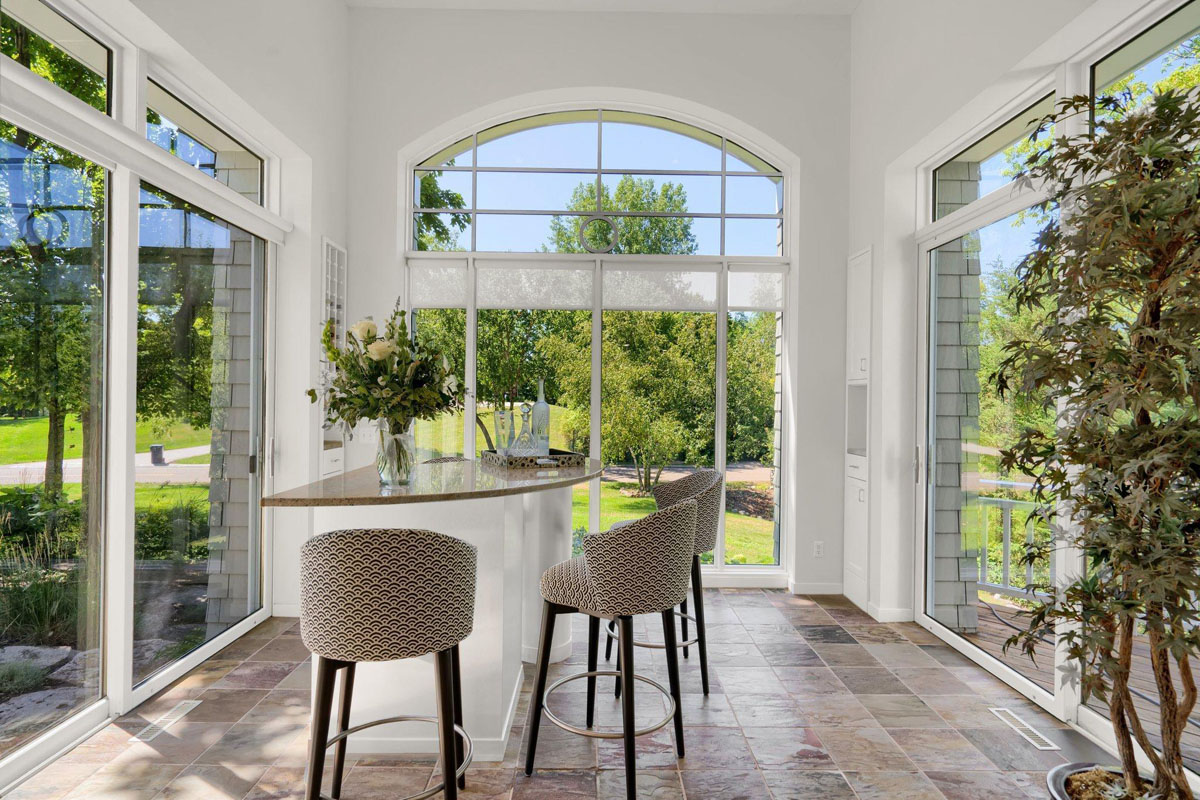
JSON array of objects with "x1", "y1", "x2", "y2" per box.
[{"x1": 262, "y1": 458, "x2": 603, "y2": 760}]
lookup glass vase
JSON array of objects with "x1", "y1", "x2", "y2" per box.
[{"x1": 376, "y1": 418, "x2": 416, "y2": 488}]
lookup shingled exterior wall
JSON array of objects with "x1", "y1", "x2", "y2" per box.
[
  {"x1": 205, "y1": 227, "x2": 257, "y2": 635},
  {"x1": 930, "y1": 162, "x2": 982, "y2": 632}
]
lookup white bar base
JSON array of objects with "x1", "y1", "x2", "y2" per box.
[{"x1": 308, "y1": 487, "x2": 574, "y2": 757}]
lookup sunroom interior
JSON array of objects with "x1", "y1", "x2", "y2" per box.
[{"x1": 1, "y1": 0, "x2": 1198, "y2": 798}]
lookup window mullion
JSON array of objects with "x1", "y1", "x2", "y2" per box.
[
  {"x1": 104, "y1": 164, "x2": 139, "y2": 715},
  {"x1": 714, "y1": 261, "x2": 729, "y2": 569}
]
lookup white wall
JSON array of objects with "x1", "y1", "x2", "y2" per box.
[
  {"x1": 126, "y1": 0, "x2": 351, "y2": 613},
  {"x1": 844, "y1": 0, "x2": 1150, "y2": 620},
  {"x1": 344, "y1": 8, "x2": 852, "y2": 592}
]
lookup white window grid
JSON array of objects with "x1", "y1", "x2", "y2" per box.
[{"x1": 412, "y1": 109, "x2": 785, "y2": 256}]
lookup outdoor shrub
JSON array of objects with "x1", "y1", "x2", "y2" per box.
[
  {"x1": 134, "y1": 498, "x2": 210, "y2": 562},
  {"x1": 0, "y1": 542, "x2": 81, "y2": 647},
  {"x1": 0, "y1": 486, "x2": 83, "y2": 555},
  {"x1": 0, "y1": 661, "x2": 47, "y2": 699}
]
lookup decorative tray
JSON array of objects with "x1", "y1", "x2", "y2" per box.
[{"x1": 480, "y1": 448, "x2": 586, "y2": 469}]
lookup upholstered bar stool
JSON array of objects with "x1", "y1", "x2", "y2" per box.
[
  {"x1": 605, "y1": 470, "x2": 723, "y2": 696},
  {"x1": 300, "y1": 528, "x2": 476, "y2": 800},
  {"x1": 525, "y1": 501, "x2": 697, "y2": 800}
]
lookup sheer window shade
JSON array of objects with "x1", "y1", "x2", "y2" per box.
[
  {"x1": 408, "y1": 258, "x2": 468, "y2": 308},
  {"x1": 601, "y1": 264, "x2": 718, "y2": 311},
  {"x1": 476, "y1": 261, "x2": 593, "y2": 309},
  {"x1": 728, "y1": 268, "x2": 784, "y2": 311}
]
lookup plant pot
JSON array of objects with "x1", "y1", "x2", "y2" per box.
[
  {"x1": 376, "y1": 418, "x2": 416, "y2": 488},
  {"x1": 1046, "y1": 762, "x2": 1136, "y2": 799}
]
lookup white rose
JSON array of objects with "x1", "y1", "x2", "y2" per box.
[
  {"x1": 349, "y1": 319, "x2": 377, "y2": 341},
  {"x1": 366, "y1": 339, "x2": 398, "y2": 361}
]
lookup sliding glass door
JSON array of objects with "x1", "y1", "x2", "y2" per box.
[
  {"x1": 133, "y1": 184, "x2": 265, "y2": 684},
  {"x1": 923, "y1": 208, "x2": 1055, "y2": 692},
  {"x1": 0, "y1": 122, "x2": 107, "y2": 757}
]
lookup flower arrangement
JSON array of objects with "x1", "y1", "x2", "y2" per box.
[{"x1": 307, "y1": 304, "x2": 462, "y2": 485}]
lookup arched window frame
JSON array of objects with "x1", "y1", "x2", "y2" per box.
[{"x1": 401, "y1": 104, "x2": 794, "y2": 583}]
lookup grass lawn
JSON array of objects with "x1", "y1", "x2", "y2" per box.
[
  {"x1": 571, "y1": 482, "x2": 777, "y2": 566},
  {"x1": 60, "y1": 482, "x2": 210, "y2": 508},
  {"x1": 0, "y1": 416, "x2": 211, "y2": 465}
]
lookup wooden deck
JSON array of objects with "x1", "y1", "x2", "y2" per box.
[{"x1": 962, "y1": 599, "x2": 1200, "y2": 772}]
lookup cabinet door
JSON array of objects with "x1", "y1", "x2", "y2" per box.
[
  {"x1": 846, "y1": 250, "x2": 871, "y2": 381},
  {"x1": 843, "y1": 476, "x2": 869, "y2": 606}
]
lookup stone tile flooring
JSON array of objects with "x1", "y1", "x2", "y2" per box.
[{"x1": 12, "y1": 592, "x2": 1113, "y2": 799}]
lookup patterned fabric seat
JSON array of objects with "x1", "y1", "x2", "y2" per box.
[
  {"x1": 526, "y1": 501, "x2": 698, "y2": 800},
  {"x1": 301, "y1": 528, "x2": 476, "y2": 662},
  {"x1": 604, "y1": 470, "x2": 725, "y2": 698},
  {"x1": 299, "y1": 528, "x2": 476, "y2": 800},
  {"x1": 540, "y1": 556, "x2": 599, "y2": 615}
]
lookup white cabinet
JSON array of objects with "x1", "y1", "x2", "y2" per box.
[
  {"x1": 846, "y1": 249, "x2": 871, "y2": 383},
  {"x1": 843, "y1": 247, "x2": 871, "y2": 610},
  {"x1": 843, "y1": 475, "x2": 869, "y2": 601}
]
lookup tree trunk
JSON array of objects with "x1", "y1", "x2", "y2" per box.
[
  {"x1": 475, "y1": 413, "x2": 494, "y2": 451},
  {"x1": 44, "y1": 398, "x2": 66, "y2": 534},
  {"x1": 1111, "y1": 615, "x2": 1147, "y2": 795}
]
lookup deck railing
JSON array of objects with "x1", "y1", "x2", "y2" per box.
[{"x1": 975, "y1": 491, "x2": 1053, "y2": 602}]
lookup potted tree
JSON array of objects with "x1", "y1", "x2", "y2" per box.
[{"x1": 997, "y1": 88, "x2": 1200, "y2": 800}]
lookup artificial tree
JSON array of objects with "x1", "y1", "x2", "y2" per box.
[{"x1": 998, "y1": 89, "x2": 1200, "y2": 798}]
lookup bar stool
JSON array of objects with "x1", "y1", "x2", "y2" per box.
[
  {"x1": 605, "y1": 470, "x2": 723, "y2": 695},
  {"x1": 300, "y1": 528, "x2": 476, "y2": 800},
  {"x1": 525, "y1": 501, "x2": 697, "y2": 800}
]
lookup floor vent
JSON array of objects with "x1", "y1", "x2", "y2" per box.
[
  {"x1": 129, "y1": 700, "x2": 202, "y2": 742},
  {"x1": 989, "y1": 706, "x2": 1060, "y2": 750}
]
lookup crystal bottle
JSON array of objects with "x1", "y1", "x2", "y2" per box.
[{"x1": 532, "y1": 378, "x2": 551, "y2": 456}]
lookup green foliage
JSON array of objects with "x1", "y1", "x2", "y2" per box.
[
  {"x1": 0, "y1": 661, "x2": 47, "y2": 699},
  {"x1": 309, "y1": 305, "x2": 464, "y2": 435},
  {"x1": 547, "y1": 176, "x2": 696, "y2": 255},
  {"x1": 0, "y1": 486, "x2": 82, "y2": 554},
  {"x1": 1, "y1": 12, "x2": 107, "y2": 113},
  {"x1": 413, "y1": 169, "x2": 469, "y2": 251},
  {"x1": 727, "y1": 313, "x2": 779, "y2": 463},
  {"x1": 133, "y1": 497, "x2": 210, "y2": 562},
  {"x1": 0, "y1": 534, "x2": 82, "y2": 647},
  {"x1": 997, "y1": 90, "x2": 1200, "y2": 798}
]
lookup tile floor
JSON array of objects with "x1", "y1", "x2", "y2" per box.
[{"x1": 12, "y1": 592, "x2": 1112, "y2": 799}]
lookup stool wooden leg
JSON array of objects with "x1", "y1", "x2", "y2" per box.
[
  {"x1": 661, "y1": 609, "x2": 685, "y2": 758},
  {"x1": 306, "y1": 655, "x2": 339, "y2": 800},
  {"x1": 586, "y1": 615, "x2": 599, "y2": 729},
  {"x1": 524, "y1": 600, "x2": 558, "y2": 776},
  {"x1": 680, "y1": 597, "x2": 689, "y2": 659},
  {"x1": 435, "y1": 649, "x2": 459, "y2": 800},
  {"x1": 330, "y1": 662, "x2": 355, "y2": 799},
  {"x1": 451, "y1": 644, "x2": 466, "y2": 789},
  {"x1": 692, "y1": 555, "x2": 710, "y2": 696},
  {"x1": 604, "y1": 621, "x2": 614, "y2": 662},
  {"x1": 617, "y1": 616, "x2": 637, "y2": 800}
]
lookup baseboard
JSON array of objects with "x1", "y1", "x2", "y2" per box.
[
  {"x1": 867, "y1": 602, "x2": 914, "y2": 622},
  {"x1": 703, "y1": 571, "x2": 789, "y2": 589},
  {"x1": 786, "y1": 580, "x2": 843, "y2": 595}
]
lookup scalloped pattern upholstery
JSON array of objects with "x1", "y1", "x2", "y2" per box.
[
  {"x1": 651, "y1": 470, "x2": 723, "y2": 555},
  {"x1": 540, "y1": 501, "x2": 696, "y2": 617},
  {"x1": 301, "y1": 528, "x2": 476, "y2": 662}
]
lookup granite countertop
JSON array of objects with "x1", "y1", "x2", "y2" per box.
[{"x1": 261, "y1": 458, "x2": 603, "y2": 507}]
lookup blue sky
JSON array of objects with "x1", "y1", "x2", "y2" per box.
[{"x1": 424, "y1": 119, "x2": 782, "y2": 256}]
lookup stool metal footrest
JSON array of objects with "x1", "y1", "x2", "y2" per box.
[
  {"x1": 541, "y1": 670, "x2": 676, "y2": 739},
  {"x1": 603, "y1": 612, "x2": 699, "y2": 650},
  {"x1": 317, "y1": 715, "x2": 472, "y2": 800}
]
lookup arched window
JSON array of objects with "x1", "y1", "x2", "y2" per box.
[{"x1": 412, "y1": 110, "x2": 784, "y2": 257}]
